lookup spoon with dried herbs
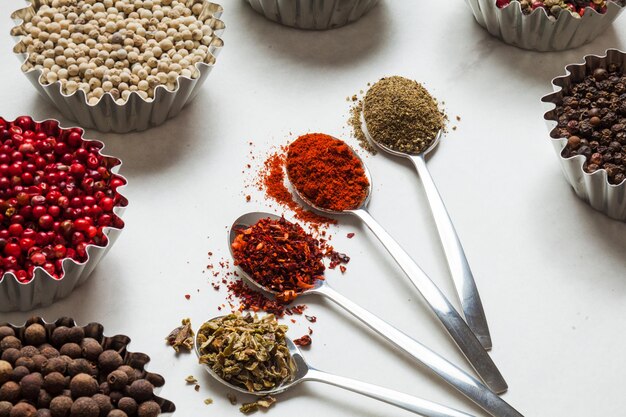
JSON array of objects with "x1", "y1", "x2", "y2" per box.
[
  {"x1": 195, "y1": 312, "x2": 476, "y2": 417},
  {"x1": 361, "y1": 76, "x2": 491, "y2": 351},
  {"x1": 284, "y1": 134, "x2": 506, "y2": 396},
  {"x1": 227, "y1": 213, "x2": 523, "y2": 417}
]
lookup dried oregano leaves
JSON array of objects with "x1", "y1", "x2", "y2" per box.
[
  {"x1": 363, "y1": 76, "x2": 445, "y2": 155},
  {"x1": 197, "y1": 313, "x2": 296, "y2": 392}
]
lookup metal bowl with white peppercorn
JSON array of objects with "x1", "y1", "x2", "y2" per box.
[{"x1": 10, "y1": 0, "x2": 225, "y2": 133}]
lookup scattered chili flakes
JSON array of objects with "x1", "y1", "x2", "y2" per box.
[
  {"x1": 166, "y1": 318, "x2": 194, "y2": 353},
  {"x1": 339, "y1": 265, "x2": 346, "y2": 274},
  {"x1": 305, "y1": 315, "x2": 317, "y2": 323},
  {"x1": 293, "y1": 335, "x2": 312, "y2": 347},
  {"x1": 245, "y1": 195, "x2": 251, "y2": 202},
  {"x1": 347, "y1": 232, "x2": 355, "y2": 239}
]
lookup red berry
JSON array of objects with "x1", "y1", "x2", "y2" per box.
[{"x1": 4, "y1": 243, "x2": 21, "y2": 257}]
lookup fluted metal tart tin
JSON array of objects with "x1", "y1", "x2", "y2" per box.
[
  {"x1": 542, "y1": 49, "x2": 626, "y2": 220},
  {"x1": 10, "y1": 0, "x2": 225, "y2": 133},
  {"x1": 0, "y1": 118, "x2": 128, "y2": 312},
  {"x1": 0, "y1": 316, "x2": 176, "y2": 416},
  {"x1": 246, "y1": 0, "x2": 379, "y2": 30},
  {"x1": 465, "y1": 0, "x2": 625, "y2": 52}
]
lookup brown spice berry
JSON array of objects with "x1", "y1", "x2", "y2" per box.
[
  {"x1": 59, "y1": 345, "x2": 81, "y2": 360},
  {"x1": 37, "y1": 390, "x2": 52, "y2": 408},
  {"x1": 19, "y1": 347, "x2": 38, "y2": 359},
  {"x1": 90, "y1": 394, "x2": 111, "y2": 417},
  {"x1": 0, "y1": 338, "x2": 21, "y2": 351},
  {"x1": 107, "y1": 392, "x2": 122, "y2": 407},
  {"x1": 105, "y1": 371, "x2": 127, "y2": 391},
  {"x1": 69, "y1": 374, "x2": 98, "y2": 399},
  {"x1": 44, "y1": 372, "x2": 67, "y2": 395},
  {"x1": 143, "y1": 374, "x2": 164, "y2": 389},
  {"x1": 0, "y1": 401, "x2": 12, "y2": 417},
  {"x1": 1, "y1": 350, "x2": 20, "y2": 366},
  {"x1": 0, "y1": 328, "x2": 15, "y2": 340},
  {"x1": 0, "y1": 362, "x2": 12, "y2": 384},
  {"x1": 79, "y1": 340, "x2": 101, "y2": 363},
  {"x1": 105, "y1": 411, "x2": 126, "y2": 417},
  {"x1": 66, "y1": 329, "x2": 84, "y2": 346},
  {"x1": 36, "y1": 410, "x2": 51, "y2": 417},
  {"x1": 0, "y1": 381, "x2": 21, "y2": 403},
  {"x1": 137, "y1": 401, "x2": 160, "y2": 417},
  {"x1": 24, "y1": 324, "x2": 47, "y2": 347},
  {"x1": 38, "y1": 347, "x2": 59, "y2": 360},
  {"x1": 116, "y1": 398, "x2": 136, "y2": 416},
  {"x1": 9, "y1": 402, "x2": 36, "y2": 417},
  {"x1": 31, "y1": 356, "x2": 47, "y2": 373},
  {"x1": 42, "y1": 358, "x2": 67, "y2": 376},
  {"x1": 13, "y1": 359, "x2": 34, "y2": 373},
  {"x1": 113, "y1": 368, "x2": 135, "y2": 385},
  {"x1": 127, "y1": 380, "x2": 153, "y2": 403},
  {"x1": 50, "y1": 328, "x2": 71, "y2": 348},
  {"x1": 67, "y1": 360, "x2": 94, "y2": 378},
  {"x1": 70, "y1": 398, "x2": 98, "y2": 417},
  {"x1": 19, "y1": 373, "x2": 43, "y2": 400},
  {"x1": 10, "y1": 367, "x2": 30, "y2": 383},
  {"x1": 50, "y1": 396, "x2": 73, "y2": 417},
  {"x1": 97, "y1": 352, "x2": 122, "y2": 376}
]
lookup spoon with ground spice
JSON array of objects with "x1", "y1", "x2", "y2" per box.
[
  {"x1": 195, "y1": 314, "x2": 476, "y2": 417},
  {"x1": 227, "y1": 213, "x2": 523, "y2": 417},
  {"x1": 284, "y1": 134, "x2": 507, "y2": 395},
  {"x1": 361, "y1": 76, "x2": 491, "y2": 351}
]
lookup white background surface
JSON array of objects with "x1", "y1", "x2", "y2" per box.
[{"x1": 2, "y1": 1, "x2": 626, "y2": 416}]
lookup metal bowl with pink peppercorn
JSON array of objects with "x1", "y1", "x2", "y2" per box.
[{"x1": 465, "y1": 0, "x2": 625, "y2": 51}]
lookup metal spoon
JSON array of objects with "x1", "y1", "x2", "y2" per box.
[
  {"x1": 284, "y1": 150, "x2": 507, "y2": 395},
  {"x1": 227, "y1": 213, "x2": 522, "y2": 417},
  {"x1": 361, "y1": 110, "x2": 492, "y2": 351},
  {"x1": 195, "y1": 316, "x2": 475, "y2": 417}
]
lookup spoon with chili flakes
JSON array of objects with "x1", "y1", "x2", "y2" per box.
[
  {"x1": 195, "y1": 314, "x2": 476, "y2": 417},
  {"x1": 283, "y1": 134, "x2": 506, "y2": 395},
  {"x1": 228, "y1": 213, "x2": 522, "y2": 417}
]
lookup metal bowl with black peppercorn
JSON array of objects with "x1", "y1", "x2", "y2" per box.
[{"x1": 543, "y1": 49, "x2": 626, "y2": 220}]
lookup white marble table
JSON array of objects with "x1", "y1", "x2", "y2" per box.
[{"x1": 1, "y1": 2, "x2": 625, "y2": 416}]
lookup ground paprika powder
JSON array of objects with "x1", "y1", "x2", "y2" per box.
[{"x1": 286, "y1": 133, "x2": 370, "y2": 212}]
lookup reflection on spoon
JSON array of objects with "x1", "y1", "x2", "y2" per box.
[{"x1": 196, "y1": 314, "x2": 476, "y2": 417}]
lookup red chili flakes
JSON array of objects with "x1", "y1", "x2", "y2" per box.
[
  {"x1": 339, "y1": 265, "x2": 346, "y2": 274},
  {"x1": 245, "y1": 195, "x2": 251, "y2": 202},
  {"x1": 347, "y1": 232, "x2": 355, "y2": 239},
  {"x1": 227, "y1": 280, "x2": 289, "y2": 317},
  {"x1": 293, "y1": 335, "x2": 312, "y2": 347},
  {"x1": 305, "y1": 315, "x2": 317, "y2": 323},
  {"x1": 184, "y1": 294, "x2": 191, "y2": 300}
]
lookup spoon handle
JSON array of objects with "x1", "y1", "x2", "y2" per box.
[
  {"x1": 304, "y1": 368, "x2": 476, "y2": 417},
  {"x1": 410, "y1": 154, "x2": 491, "y2": 350},
  {"x1": 315, "y1": 285, "x2": 522, "y2": 417},
  {"x1": 350, "y1": 209, "x2": 507, "y2": 394}
]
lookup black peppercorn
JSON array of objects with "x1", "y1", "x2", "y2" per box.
[
  {"x1": 10, "y1": 367, "x2": 30, "y2": 383},
  {"x1": 0, "y1": 362, "x2": 12, "y2": 385},
  {"x1": 90, "y1": 394, "x2": 111, "y2": 417},
  {"x1": 58, "y1": 346, "x2": 80, "y2": 361},
  {"x1": 43, "y1": 373, "x2": 66, "y2": 396},
  {"x1": 69, "y1": 398, "x2": 98, "y2": 417},
  {"x1": 0, "y1": 328, "x2": 15, "y2": 341},
  {"x1": 66, "y1": 329, "x2": 84, "y2": 346},
  {"x1": 0, "y1": 401, "x2": 12, "y2": 417},
  {"x1": 126, "y1": 381, "x2": 152, "y2": 403},
  {"x1": 136, "y1": 401, "x2": 159, "y2": 417},
  {"x1": 115, "y1": 398, "x2": 135, "y2": 417},
  {"x1": 50, "y1": 396, "x2": 73, "y2": 417},
  {"x1": 24, "y1": 325, "x2": 47, "y2": 347},
  {"x1": 50, "y1": 329, "x2": 70, "y2": 349},
  {"x1": 0, "y1": 382, "x2": 21, "y2": 404},
  {"x1": 78, "y1": 341, "x2": 101, "y2": 364},
  {"x1": 105, "y1": 372, "x2": 126, "y2": 392},
  {"x1": 69, "y1": 374, "x2": 98, "y2": 399},
  {"x1": 96, "y1": 353, "x2": 121, "y2": 377},
  {"x1": 1, "y1": 350, "x2": 20, "y2": 366},
  {"x1": 19, "y1": 373, "x2": 42, "y2": 400},
  {"x1": 0, "y1": 338, "x2": 21, "y2": 352},
  {"x1": 105, "y1": 411, "x2": 126, "y2": 417},
  {"x1": 8, "y1": 402, "x2": 36, "y2": 417}
]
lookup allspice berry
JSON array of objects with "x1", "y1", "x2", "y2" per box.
[
  {"x1": 37, "y1": 390, "x2": 52, "y2": 409},
  {"x1": 105, "y1": 371, "x2": 127, "y2": 392},
  {"x1": 143, "y1": 374, "x2": 164, "y2": 389},
  {"x1": 19, "y1": 373, "x2": 43, "y2": 400},
  {"x1": 96, "y1": 353, "x2": 122, "y2": 376},
  {"x1": 79, "y1": 341, "x2": 101, "y2": 363},
  {"x1": 43, "y1": 372, "x2": 66, "y2": 395},
  {"x1": 116, "y1": 398, "x2": 136, "y2": 416},
  {"x1": 69, "y1": 374, "x2": 98, "y2": 399},
  {"x1": 50, "y1": 329, "x2": 71, "y2": 349},
  {"x1": 42, "y1": 358, "x2": 67, "y2": 376},
  {"x1": 0, "y1": 328, "x2": 15, "y2": 340},
  {"x1": 36, "y1": 410, "x2": 51, "y2": 417},
  {"x1": 10, "y1": 367, "x2": 30, "y2": 383},
  {"x1": 50, "y1": 396, "x2": 73, "y2": 417},
  {"x1": 114, "y1": 368, "x2": 135, "y2": 385},
  {"x1": 67, "y1": 361, "x2": 93, "y2": 378},
  {"x1": 127, "y1": 380, "x2": 153, "y2": 403},
  {"x1": 66, "y1": 329, "x2": 84, "y2": 346},
  {"x1": 0, "y1": 381, "x2": 21, "y2": 403},
  {"x1": 24, "y1": 325, "x2": 47, "y2": 347},
  {"x1": 0, "y1": 401, "x2": 12, "y2": 417},
  {"x1": 137, "y1": 401, "x2": 160, "y2": 417},
  {"x1": 9, "y1": 402, "x2": 36, "y2": 417},
  {"x1": 31, "y1": 356, "x2": 47, "y2": 373},
  {"x1": 0, "y1": 361, "x2": 12, "y2": 384},
  {"x1": 69, "y1": 398, "x2": 98, "y2": 417},
  {"x1": 38, "y1": 348, "x2": 59, "y2": 360},
  {"x1": 59, "y1": 345, "x2": 81, "y2": 360},
  {"x1": 13, "y1": 359, "x2": 34, "y2": 373},
  {"x1": 90, "y1": 394, "x2": 111, "y2": 417},
  {"x1": 105, "y1": 411, "x2": 126, "y2": 417},
  {"x1": 19, "y1": 348, "x2": 38, "y2": 359},
  {"x1": 0, "y1": 338, "x2": 21, "y2": 352},
  {"x1": 1, "y1": 350, "x2": 20, "y2": 366}
]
